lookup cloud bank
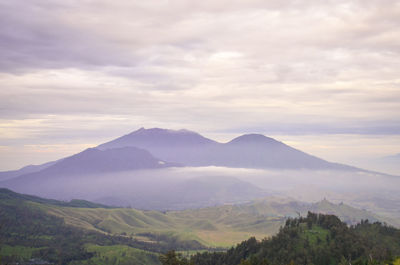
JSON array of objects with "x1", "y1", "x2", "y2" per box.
[{"x1": 1, "y1": 0, "x2": 400, "y2": 170}]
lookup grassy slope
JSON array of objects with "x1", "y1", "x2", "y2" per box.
[
  {"x1": 0, "y1": 245, "x2": 44, "y2": 260},
  {"x1": 0, "y1": 193, "x2": 165, "y2": 265},
  {"x1": 0, "y1": 187, "x2": 111, "y2": 208},
  {"x1": 39, "y1": 197, "x2": 386, "y2": 248},
  {"x1": 189, "y1": 213, "x2": 400, "y2": 265},
  {"x1": 1, "y1": 188, "x2": 396, "y2": 264},
  {"x1": 69, "y1": 244, "x2": 160, "y2": 265}
]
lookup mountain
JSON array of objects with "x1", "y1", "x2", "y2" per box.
[
  {"x1": 0, "y1": 145, "x2": 268, "y2": 210},
  {"x1": 380, "y1": 153, "x2": 400, "y2": 174},
  {"x1": 1, "y1": 146, "x2": 175, "y2": 184},
  {"x1": 99, "y1": 127, "x2": 217, "y2": 149},
  {"x1": 384, "y1": 153, "x2": 400, "y2": 160},
  {"x1": 207, "y1": 134, "x2": 354, "y2": 169},
  {"x1": 98, "y1": 128, "x2": 219, "y2": 166},
  {"x1": 98, "y1": 128, "x2": 356, "y2": 170},
  {"x1": 0, "y1": 160, "x2": 57, "y2": 181},
  {"x1": 1, "y1": 146, "x2": 176, "y2": 183},
  {"x1": 0, "y1": 146, "x2": 189, "y2": 207},
  {"x1": 36, "y1": 146, "x2": 177, "y2": 175},
  {"x1": 0, "y1": 128, "x2": 377, "y2": 210}
]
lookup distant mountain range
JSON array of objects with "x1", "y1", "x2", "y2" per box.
[
  {"x1": 383, "y1": 153, "x2": 400, "y2": 160},
  {"x1": 0, "y1": 160, "x2": 58, "y2": 181},
  {"x1": 0, "y1": 127, "x2": 386, "y2": 210},
  {"x1": 36, "y1": 146, "x2": 177, "y2": 175},
  {"x1": 0, "y1": 146, "x2": 176, "y2": 186},
  {"x1": 1, "y1": 128, "x2": 361, "y2": 182},
  {"x1": 98, "y1": 128, "x2": 357, "y2": 170},
  {"x1": 1, "y1": 129, "x2": 399, "y2": 265}
]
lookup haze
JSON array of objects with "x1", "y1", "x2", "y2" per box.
[{"x1": 1, "y1": 0, "x2": 400, "y2": 174}]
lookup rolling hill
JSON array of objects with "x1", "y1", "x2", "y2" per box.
[
  {"x1": 187, "y1": 213, "x2": 400, "y2": 265},
  {"x1": 0, "y1": 189, "x2": 388, "y2": 247},
  {"x1": 1, "y1": 188, "x2": 397, "y2": 264}
]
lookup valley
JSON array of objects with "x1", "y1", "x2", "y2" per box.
[
  {"x1": 0, "y1": 188, "x2": 397, "y2": 264},
  {"x1": 1, "y1": 128, "x2": 399, "y2": 264},
  {"x1": 3, "y1": 0, "x2": 400, "y2": 263}
]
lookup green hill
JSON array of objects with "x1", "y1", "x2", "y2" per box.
[
  {"x1": 0, "y1": 188, "x2": 396, "y2": 264},
  {"x1": 0, "y1": 189, "x2": 200, "y2": 265},
  {"x1": 179, "y1": 213, "x2": 400, "y2": 265},
  {"x1": 0, "y1": 187, "x2": 112, "y2": 208},
  {"x1": 36, "y1": 195, "x2": 388, "y2": 248}
]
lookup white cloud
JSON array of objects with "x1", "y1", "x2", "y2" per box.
[{"x1": 0, "y1": 0, "x2": 399, "y2": 169}]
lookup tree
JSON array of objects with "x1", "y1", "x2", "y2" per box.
[{"x1": 159, "y1": 250, "x2": 190, "y2": 265}]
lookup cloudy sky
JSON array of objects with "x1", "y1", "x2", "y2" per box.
[{"x1": 1, "y1": 0, "x2": 399, "y2": 173}]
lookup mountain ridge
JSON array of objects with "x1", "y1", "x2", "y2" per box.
[
  {"x1": 38, "y1": 146, "x2": 178, "y2": 175},
  {"x1": 98, "y1": 128, "x2": 358, "y2": 171},
  {"x1": 98, "y1": 127, "x2": 217, "y2": 149},
  {"x1": 0, "y1": 127, "x2": 393, "y2": 212},
  {"x1": 0, "y1": 146, "x2": 178, "y2": 184}
]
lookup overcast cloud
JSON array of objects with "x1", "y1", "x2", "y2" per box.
[{"x1": 0, "y1": 0, "x2": 399, "y2": 171}]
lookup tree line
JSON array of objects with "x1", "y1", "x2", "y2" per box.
[{"x1": 159, "y1": 212, "x2": 400, "y2": 265}]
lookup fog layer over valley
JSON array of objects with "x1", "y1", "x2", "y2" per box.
[
  {"x1": 0, "y1": 128, "x2": 398, "y2": 222},
  {"x1": 1, "y1": 165, "x2": 399, "y2": 221}
]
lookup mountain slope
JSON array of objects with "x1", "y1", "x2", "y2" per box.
[
  {"x1": 98, "y1": 128, "x2": 220, "y2": 167},
  {"x1": 0, "y1": 146, "x2": 177, "y2": 188},
  {"x1": 207, "y1": 134, "x2": 354, "y2": 170},
  {"x1": 98, "y1": 128, "x2": 357, "y2": 170},
  {"x1": 0, "y1": 187, "x2": 112, "y2": 208},
  {"x1": 33, "y1": 146, "x2": 177, "y2": 176},
  {"x1": 98, "y1": 127, "x2": 217, "y2": 149},
  {"x1": 378, "y1": 153, "x2": 400, "y2": 175},
  {"x1": 0, "y1": 160, "x2": 57, "y2": 181}
]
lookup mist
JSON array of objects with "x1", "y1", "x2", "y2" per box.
[{"x1": 2, "y1": 166, "x2": 399, "y2": 218}]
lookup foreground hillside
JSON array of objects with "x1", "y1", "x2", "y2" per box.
[
  {"x1": 21, "y1": 193, "x2": 388, "y2": 248},
  {"x1": 0, "y1": 188, "x2": 395, "y2": 264},
  {"x1": 165, "y1": 213, "x2": 400, "y2": 265},
  {"x1": 0, "y1": 189, "x2": 201, "y2": 265}
]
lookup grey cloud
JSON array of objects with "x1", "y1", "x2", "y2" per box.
[
  {"x1": 0, "y1": 1, "x2": 138, "y2": 73},
  {"x1": 0, "y1": 0, "x2": 397, "y2": 73},
  {"x1": 224, "y1": 121, "x2": 400, "y2": 136},
  {"x1": 0, "y1": 0, "x2": 399, "y2": 96},
  {"x1": 0, "y1": 0, "x2": 400, "y2": 170}
]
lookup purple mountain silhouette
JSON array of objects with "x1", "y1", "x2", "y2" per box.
[
  {"x1": 1, "y1": 146, "x2": 178, "y2": 189},
  {"x1": 98, "y1": 128, "x2": 355, "y2": 170}
]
